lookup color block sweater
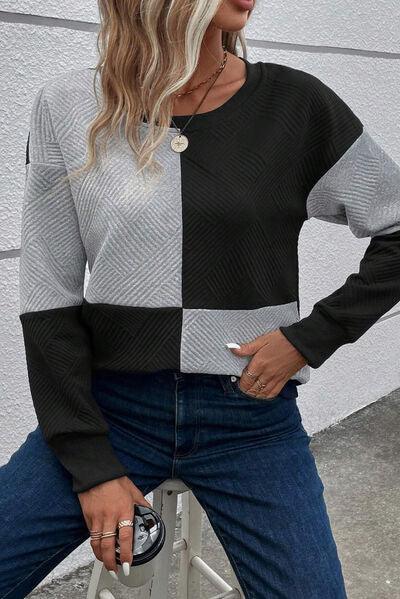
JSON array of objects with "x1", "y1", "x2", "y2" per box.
[{"x1": 20, "y1": 58, "x2": 400, "y2": 493}]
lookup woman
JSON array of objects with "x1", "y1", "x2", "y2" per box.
[{"x1": 2, "y1": 0, "x2": 400, "y2": 597}]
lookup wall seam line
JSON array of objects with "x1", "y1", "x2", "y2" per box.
[{"x1": 1, "y1": 11, "x2": 400, "y2": 59}]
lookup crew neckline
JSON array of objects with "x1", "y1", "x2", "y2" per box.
[
  {"x1": 144, "y1": 57, "x2": 261, "y2": 133},
  {"x1": 88, "y1": 57, "x2": 262, "y2": 134}
]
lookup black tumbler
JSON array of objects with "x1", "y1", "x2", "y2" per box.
[{"x1": 115, "y1": 504, "x2": 166, "y2": 567}]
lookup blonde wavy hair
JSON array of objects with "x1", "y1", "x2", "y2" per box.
[{"x1": 67, "y1": 0, "x2": 256, "y2": 186}]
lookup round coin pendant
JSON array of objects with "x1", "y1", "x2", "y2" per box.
[{"x1": 170, "y1": 134, "x2": 189, "y2": 153}]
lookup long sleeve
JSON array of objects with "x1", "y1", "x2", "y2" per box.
[
  {"x1": 279, "y1": 74, "x2": 400, "y2": 369},
  {"x1": 19, "y1": 84, "x2": 129, "y2": 493}
]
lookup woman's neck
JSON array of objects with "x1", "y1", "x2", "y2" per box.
[{"x1": 172, "y1": 49, "x2": 247, "y2": 116}]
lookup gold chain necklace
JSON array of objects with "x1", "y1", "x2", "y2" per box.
[
  {"x1": 169, "y1": 48, "x2": 228, "y2": 153},
  {"x1": 173, "y1": 47, "x2": 228, "y2": 98}
]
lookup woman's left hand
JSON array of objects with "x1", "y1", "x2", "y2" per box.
[{"x1": 229, "y1": 329, "x2": 307, "y2": 399}]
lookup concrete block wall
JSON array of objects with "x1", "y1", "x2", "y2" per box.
[{"x1": 1, "y1": 1, "x2": 399, "y2": 585}]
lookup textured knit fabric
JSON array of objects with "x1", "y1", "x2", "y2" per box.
[{"x1": 19, "y1": 57, "x2": 400, "y2": 492}]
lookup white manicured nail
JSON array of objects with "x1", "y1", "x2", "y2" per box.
[
  {"x1": 108, "y1": 569, "x2": 118, "y2": 580},
  {"x1": 226, "y1": 342, "x2": 241, "y2": 349},
  {"x1": 122, "y1": 561, "x2": 130, "y2": 576}
]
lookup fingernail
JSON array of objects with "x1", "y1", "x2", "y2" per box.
[
  {"x1": 108, "y1": 570, "x2": 118, "y2": 580},
  {"x1": 122, "y1": 561, "x2": 130, "y2": 576},
  {"x1": 226, "y1": 342, "x2": 241, "y2": 349}
]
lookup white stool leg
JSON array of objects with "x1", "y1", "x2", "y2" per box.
[
  {"x1": 86, "y1": 557, "x2": 116, "y2": 599},
  {"x1": 86, "y1": 477, "x2": 245, "y2": 598},
  {"x1": 177, "y1": 490, "x2": 202, "y2": 599},
  {"x1": 137, "y1": 486, "x2": 178, "y2": 599}
]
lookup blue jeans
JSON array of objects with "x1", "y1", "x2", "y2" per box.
[{"x1": 0, "y1": 370, "x2": 347, "y2": 598}]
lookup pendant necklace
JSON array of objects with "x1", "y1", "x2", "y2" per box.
[{"x1": 169, "y1": 48, "x2": 228, "y2": 153}]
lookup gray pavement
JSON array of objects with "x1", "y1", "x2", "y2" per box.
[{"x1": 28, "y1": 387, "x2": 400, "y2": 598}]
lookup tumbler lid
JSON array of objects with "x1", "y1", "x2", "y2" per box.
[{"x1": 115, "y1": 504, "x2": 166, "y2": 566}]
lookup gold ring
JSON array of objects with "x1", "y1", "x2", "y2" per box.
[
  {"x1": 244, "y1": 367, "x2": 257, "y2": 379},
  {"x1": 118, "y1": 519, "x2": 134, "y2": 529},
  {"x1": 101, "y1": 531, "x2": 118, "y2": 539}
]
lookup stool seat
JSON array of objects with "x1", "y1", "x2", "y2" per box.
[
  {"x1": 155, "y1": 478, "x2": 191, "y2": 493},
  {"x1": 86, "y1": 478, "x2": 243, "y2": 599}
]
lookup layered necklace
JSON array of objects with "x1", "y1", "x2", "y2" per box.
[{"x1": 169, "y1": 47, "x2": 228, "y2": 153}]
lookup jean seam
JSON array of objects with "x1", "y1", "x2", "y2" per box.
[
  {"x1": 171, "y1": 376, "x2": 179, "y2": 477},
  {"x1": 173, "y1": 397, "x2": 201, "y2": 459},
  {"x1": 172, "y1": 426, "x2": 201, "y2": 459},
  {"x1": 1, "y1": 534, "x2": 87, "y2": 599},
  {"x1": 172, "y1": 382, "x2": 201, "y2": 461}
]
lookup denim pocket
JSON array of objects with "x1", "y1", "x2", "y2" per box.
[
  {"x1": 233, "y1": 378, "x2": 283, "y2": 403},
  {"x1": 219, "y1": 374, "x2": 297, "y2": 405}
]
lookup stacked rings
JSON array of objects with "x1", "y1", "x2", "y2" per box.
[
  {"x1": 244, "y1": 367, "x2": 267, "y2": 390},
  {"x1": 89, "y1": 530, "x2": 117, "y2": 540},
  {"x1": 244, "y1": 367, "x2": 257, "y2": 378},
  {"x1": 89, "y1": 520, "x2": 134, "y2": 540}
]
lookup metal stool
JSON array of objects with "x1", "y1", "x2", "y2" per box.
[{"x1": 86, "y1": 478, "x2": 244, "y2": 598}]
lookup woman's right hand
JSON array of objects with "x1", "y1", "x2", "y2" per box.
[{"x1": 78, "y1": 475, "x2": 152, "y2": 578}]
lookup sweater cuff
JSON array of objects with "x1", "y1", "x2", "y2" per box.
[
  {"x1": 279, "y1": 307, "x2": 349, "y2": 369},
  {"x1": 48, "y1": 432, "x2": 129, "y2": 494}
]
